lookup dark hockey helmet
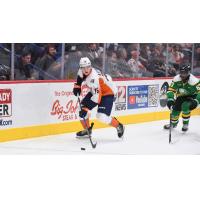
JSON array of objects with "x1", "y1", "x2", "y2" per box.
[
  {"x1": 179, "y1": 64, "x2": 191, "y2": 73},
  {"x1": 179, "y1": 64, "x2": 191, "y2": 81}
]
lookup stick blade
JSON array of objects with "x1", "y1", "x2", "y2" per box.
[{"x1": 92, "y1": 142, "x2": 97, "y2": 149}]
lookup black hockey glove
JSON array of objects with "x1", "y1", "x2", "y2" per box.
[
  {"x1": 79, "y1": 107, "x2": 88, "y2": 118},
  {"x1": 167, "y1": 99, "x2": 174, "y2": 109},
  {"x1": 188, "y1": 98, "x2": 199, "y2": 110},
  {"x1": 73, "y1": 83, "x2": 81, "y2": 96}
]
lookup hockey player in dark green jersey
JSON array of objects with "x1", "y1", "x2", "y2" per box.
[{"x1": 164, "y1": 64, "x2": 200, "y2": 132}]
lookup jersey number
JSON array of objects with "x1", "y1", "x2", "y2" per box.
[{"x1": 94, "y1": 88, "x2": 99, "y2": 94}]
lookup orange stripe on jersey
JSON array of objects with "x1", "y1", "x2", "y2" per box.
[
  {"x1": 97, "y1": 87, "x2": 102, "y2": 104},
  {"x1": 99, "y1": 78, "x2": 114, "y2": 97}
]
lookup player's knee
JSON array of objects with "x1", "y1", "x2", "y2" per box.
[{"x1": 96, "y1": 113, "x2": 112, "y2": 124}]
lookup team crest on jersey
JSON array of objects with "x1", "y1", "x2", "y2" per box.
[
  {"x1": 90, "y1": 79, "x2": 95, "y2": 83},
  {"x1": 179, "y1": 88, "x2": 187, "y2": 94}
]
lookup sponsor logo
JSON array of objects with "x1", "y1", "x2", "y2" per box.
[
  {"x1": 51, "y1": 86, "x2": 90, "y2": 121},
  {"x1": 98, "y1": 106, "x2": 106, "y2": 110},
  {"x1": 127, "y1": 85, "x2": 159, "y2": 109},
  {"x1": 0, "y1": 119, "x2": 12, "y2": 126},
  {"x1": 128, "y1": 85, "x2": 148, "y2": 109},
  {"x1": 51, "y1": 99, "x2": 79, "y2": 121},
  {"x1": 129, "y1": 96, "x2": 136, "y2": 104},
  {"x1": 0, "y1": 89, "x2": 13, "y2": 126},
  {"x1": 115, "y1": 86, "x2": 127, "y2": 111},
  {"x1": 0, "y1": 89, "x2": 12, "y2": 117},
  {"x1": 81, "y1": 84, "x2": 90, "y2": 96}
]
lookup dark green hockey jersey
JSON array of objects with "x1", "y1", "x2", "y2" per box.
[{"x1": 167, "y1": 74, "x2": 200, "y2": 103}]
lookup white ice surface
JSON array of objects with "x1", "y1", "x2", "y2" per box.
[{"x1": 0, "y1": 116, "x2": 200, "y2": 154}]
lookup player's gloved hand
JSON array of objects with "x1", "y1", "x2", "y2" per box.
[
  {"x1": 188, "y1": 98, "x2": 199, "y2": 110},
  {"x1": 79, "y1": 107, "x2": 88, "y2": 118},
  {"x1": 167, "y1": 99, "x2": 174, "y2": 109},
  {"x1": 73, "y1": 83, "x2": 81, "y2": 96}
]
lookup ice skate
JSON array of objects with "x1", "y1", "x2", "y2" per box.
[
  {"x1": 117, "y1": 123, "x2": 125, "y2": 138},
  {"x1": 76, "y1": 123, "x2": 94, "y2": 138},
  {"x1": 163, "y1": 123, "x2": 177, "y2": 130},
  {"x1": 182, "y1": 124, "x2": 188, "y2": 132}
]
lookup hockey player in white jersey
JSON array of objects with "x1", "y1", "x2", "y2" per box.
[{"x1": 73, "y1": 57, "x2": 124, "y2": 138}]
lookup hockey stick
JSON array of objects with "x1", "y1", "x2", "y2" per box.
[
  {"x1": 77, "y1": 95, "x2": 97, "y2": 149},
  {"x1": 160, "y1": 82, "x2": 173, "y2": 144},
  {"x1": 169, "y1": 106, "x2": 172, "y2": 144}
]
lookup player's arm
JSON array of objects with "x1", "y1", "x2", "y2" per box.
[
  {"x1": 80, "y1": 78, "x2": 101, "y2": 110},
  {"x1": 73, "y1": 69, "x2": 86, "y2": 96},
  {"x1": 79, "y1": 79, "x2": 100, "y2": 118},
  {"x1": 167, "y1": 81, "x2": 177, "y2": 100},
  {"x1": 194, "y1": 81, "x2": 200, "y2": 104},
  {"x1": 184, "y1": 81, "x2": 200, "y2": 110},
  {"x1": 166, "y1": 80, "x2": 178, "y2": 109}
]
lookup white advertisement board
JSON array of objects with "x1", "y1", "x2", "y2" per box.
[{"x1": 0, "y1": 79, "x2": 171, "y2": 130}]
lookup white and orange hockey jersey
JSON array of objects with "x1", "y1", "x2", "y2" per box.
[{"x1": 77, "y1": 68, "x2": 117, "y2": 104}]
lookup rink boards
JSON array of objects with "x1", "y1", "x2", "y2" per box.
[{"x1": 0, "y1": 79, "x2": 200, "y2": 142}]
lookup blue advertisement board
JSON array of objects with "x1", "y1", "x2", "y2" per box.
[{"x1": 127, "y1": 85, "x2": 158, "y2": 109}]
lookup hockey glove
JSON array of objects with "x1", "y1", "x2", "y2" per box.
[
  {"x1": 167, "y1": 99, "x2": 175, "y2": 109},
  {"x1": 188, "y1": 98, "x2": 199, "y2": 110},
  {"x1": 73, "y1": 83, "x2": 81, "y2": 96}
]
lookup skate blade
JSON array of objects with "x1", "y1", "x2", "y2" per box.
[{"x1": 76, "y1": 135, "x2": 90, "y2": 139}]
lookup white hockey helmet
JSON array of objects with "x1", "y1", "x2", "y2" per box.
[{"x1": 79, "y1": 57, "x2": 91, "y2": 68}]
